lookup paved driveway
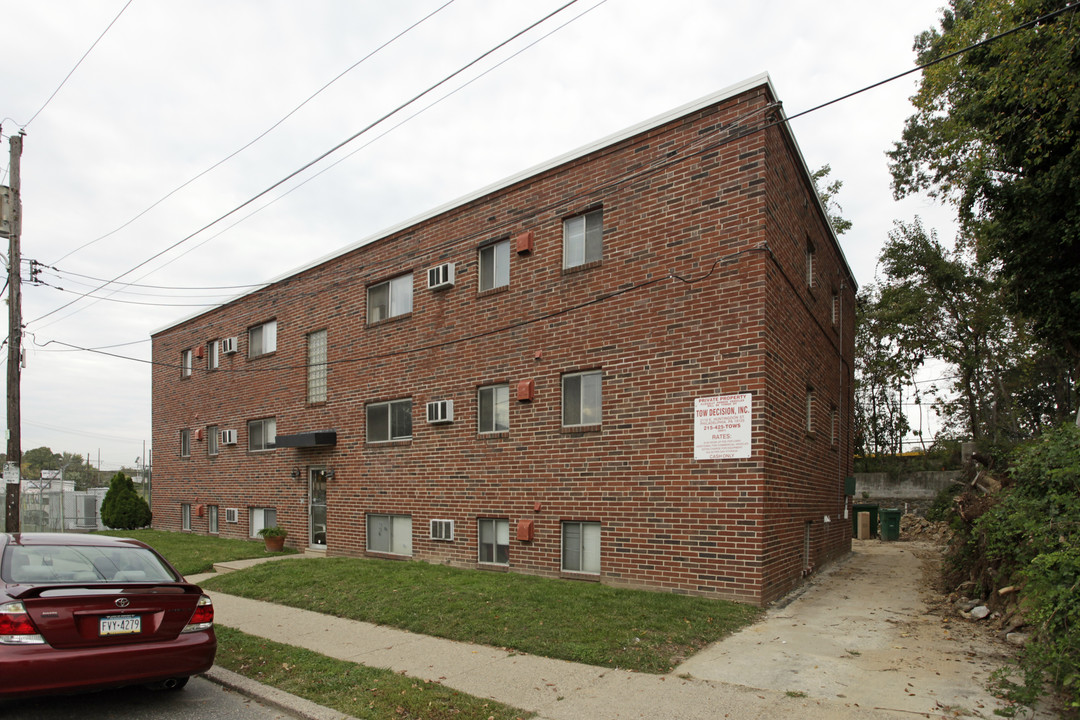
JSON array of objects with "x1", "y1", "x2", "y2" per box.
[{"x1": 677, "y1": 540, "x2": 1046, "y2": 718}]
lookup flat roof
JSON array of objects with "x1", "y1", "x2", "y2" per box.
[{"x1": 155, "y1": 72, "x2": 852, "y2": 335}]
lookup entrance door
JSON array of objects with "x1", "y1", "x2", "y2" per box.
[{"x1": 309, "y1": 468, "x2": 327, "y2": 548}]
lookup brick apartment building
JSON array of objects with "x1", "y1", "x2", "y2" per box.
[{"x1": 151, "y1": 73, "x2": 856, "y2": 605}]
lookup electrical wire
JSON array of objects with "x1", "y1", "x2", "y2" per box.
[
  {"x1": 19, "y1": 0, "x2": 135, "y2": 131},
  {"x1": 27, "y1": 0, "x2": 584, "y2": 329},
  {"x1": 49, "y1": 0, "x2": 460, "y2": 266},
  {"x1": 35, "y1": 245, "x2": 762, "y2": 373}
]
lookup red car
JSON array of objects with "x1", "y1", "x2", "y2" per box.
[{"x1": 0, "y1": 533, "x2": 216, "y2": 698}]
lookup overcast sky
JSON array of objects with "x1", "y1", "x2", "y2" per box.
[{"x1": 1, "y1": 0, "x2": 956, "y2": 472}]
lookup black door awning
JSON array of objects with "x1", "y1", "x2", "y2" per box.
[{"x1": 274, "y1": 431, "x2": 337, "y2": 448}]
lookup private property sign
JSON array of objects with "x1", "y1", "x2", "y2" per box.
[{"x1": 694, "y1": 394, "x2": 752, "y2": 460}]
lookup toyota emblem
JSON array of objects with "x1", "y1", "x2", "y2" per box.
[{"x1": 115, "y1": 597, "x2": 130, "y2": 608}]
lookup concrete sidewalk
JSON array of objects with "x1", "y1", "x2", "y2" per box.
[{"x1": 190, "y1": 545, "x2": 1025, "y2": 719}]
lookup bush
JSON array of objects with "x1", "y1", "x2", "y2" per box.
[
  {"x1": 100, "y1": 472, "x2": 152, "y2": 530},
  {"x1": 960, "y1": 424, "x2": 1080, "y2": 713}
]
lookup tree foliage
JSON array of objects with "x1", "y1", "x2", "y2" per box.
[
  {"x1": 810, "y1": 164, "x2": 853, "y2": 236},
  {"x1": 100, "y1": 472, "x2": 152, "y2": 530},
  {"x1": 946, "y1": 425, "x2": 1080, "y2": 711},
  {"x1": 888, "y1": 0, "x2": 1080, "y2": 412}
]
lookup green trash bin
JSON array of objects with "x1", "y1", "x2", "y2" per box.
[
  {"x1": 852, "y1": 504, "x2": 879, "y2": 538},
  {"x1": 881, "y1": 508, "x2": 902, "y2": 541}
]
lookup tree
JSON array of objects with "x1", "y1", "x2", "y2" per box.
[
  {"x1": 21, "y1": 446, "x2": 59, "y2": 479},
  {"x1": 100, "y1": 472, "x2": 152, "y2": 530},
  {"x1": 854, "y1": 285, "x2": 912, "y2": 461},
  {"x1": 811, "y1": 164, "x2": 853, "y2": 235},
  {"x1": 888, "y1": 0, "x2": 1080, "y2": 423}
]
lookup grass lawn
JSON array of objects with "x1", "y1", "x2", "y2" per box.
[
  {"x1": 95, "y1": 529, "x2": 297, "y2": 576},
  {"x1": 215, "y1": 627, "x2": 532, "y2": 720},
  {"x1": 202, "y1": 555, "x2": 761, "y2": 674}
]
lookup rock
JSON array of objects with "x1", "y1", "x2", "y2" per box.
[
  {"x1": 1006, "y1": 632, "x2": 1030, "y2": 646},
  {"x1": 970, "y1": 606, "x2": 991, "y2": 620},
  {"x1": 957, "y1": 599, "x2": 980, "y2": 612}
]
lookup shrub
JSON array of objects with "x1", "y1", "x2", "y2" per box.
[
  {"x1": 964, "y1": 424, "x2": 1080, "y2": 713},
  {"x1": 100, "y1": 472, "x2": 152, "y2": 530}
]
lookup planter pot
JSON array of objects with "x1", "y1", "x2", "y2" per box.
[{"x1": 263, "y1": 536, "x2": 286, "y2": 552}]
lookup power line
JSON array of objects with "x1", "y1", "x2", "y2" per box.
[
  {"x1": 44, "y1": 265, "x2": 264, "y2": 291},
  {"x1": 49, "y1": 0, "x2": 460, "y2": 266},
  {"x1": 27, "y1": 0, "x2": 585, "y2": 329},
  {"x1": 19, "y1": 0, "x2": 135, "y2": 131}
]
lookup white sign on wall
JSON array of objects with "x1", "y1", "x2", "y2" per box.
[{"x1": 694, "y1": 394, "x2": 752, "y2": 460}]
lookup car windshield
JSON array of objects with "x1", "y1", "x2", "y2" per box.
[{"x1": 2, "y1": 544, "x2": 178, "y2": 584}]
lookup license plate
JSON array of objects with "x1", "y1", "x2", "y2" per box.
[{"x1": 100, "y1": 614, "x2": 141, "y2": 636}]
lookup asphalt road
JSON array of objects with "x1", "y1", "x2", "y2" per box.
[{"x1": 0, "y1": 676, "x2": 300, "y2": 720}]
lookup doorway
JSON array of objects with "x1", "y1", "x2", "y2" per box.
[{"x1": 309, "y1": 468, "x2": 327, "y2": 548}]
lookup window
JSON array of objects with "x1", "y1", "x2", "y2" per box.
[
  {"x1": 806, "y1": 387, "x2": 815, "y2": 435},
  {"x1": 207, "y1": 425, "x2": 219, "y2": 456},
  {"x1": 366, "y1": 399, "x2": 412, "y2": 442},
  {"x1": 307, "y1": 330, "x2": 328, "y2": 403},
  {"x1": 250, "y1": 507, "x2": 277, "y2": 538},
  {"x1": 478, "y1": 518, "x2": 509, "y2": 565},
  {"x1": 366, "y1": 514, "x2": 412, "y2": 556},
  {"x1": 207, "y1": 505, "x2": 219, "y2": 534},
  {"x1": 562, "y1": 521, "x2": 600, "y2": 574},
  {"x1": 180, "y1": 429, "x2": 191, "y2": 457},
  {"x1": 563, "y1": 209, "x2": 603, "y2": 269},
  {"x1": 181, "y1": 349, "x2": 192, "y2": 378},
  {"x1": 208, "y1": 340, "x2": 220, "y2": 370},
  {"x1": 368, "y1": 273, "x2": 413, "y2": 323},
  {"x1": 478, "y1": 384, "x2": 509, "y2": 433},
  {"x1": 805, "y1": 241, "x2": 816, "y2": 289},
  {"x1": 831, "y1": 405, "x2": 839, "y2": 446},
  {"x1": 248, "y1": 320, "x2": 277, "y2": 358},
  {"x1": 831, "y1": 292, "x2": 839, "y2": 325},
  {"x1": 248, "y1": 418, "x2": 276, "y2": 452},
  {"x1": 562, "y1": 371, "x2": 602, "y2": 427},
  {"x1": 181, "y1": 503, "x2": 191, "y2": 531},
  {"x1": 479, "y1": 239, "x2": 510, "y2": 291}
]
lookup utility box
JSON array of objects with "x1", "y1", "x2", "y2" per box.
[
  {"x1": 844, "y1": 476, "x2": 857, "y2": 496},
  {"x1": 516, "y1": 518, "x2": 534, "y2": 542}
]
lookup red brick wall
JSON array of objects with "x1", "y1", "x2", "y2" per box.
[{"x1": 151, "y1": 81, "x2": 854, "y2": 606}]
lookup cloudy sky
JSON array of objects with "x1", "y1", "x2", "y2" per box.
[{"x1": 1, "y1": 0, "x2": 956, "y2": 471}]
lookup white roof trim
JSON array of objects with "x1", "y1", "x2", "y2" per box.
[{"x1": 155, "y1": 71, "x2": 852, "y2": 334}]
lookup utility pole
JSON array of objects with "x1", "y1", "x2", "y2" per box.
[{"x1": 4, "y1": 133, "x2": 24, "y2": 533}]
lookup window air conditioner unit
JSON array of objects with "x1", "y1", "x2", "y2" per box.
[
  {"x1": 220, "y1": 429, "x2": 238, "y2": 445},
  {"x1": 430, "y1": 519, "x2": 454, "y2": 541},
  {"x1": 225, "y1": 508, "x2": 239, "y2": 524},
  {"x1": 426, "y1": 262, "x2": 455, "y2": 290},
  {"x1": 426, "y1": 399, "x2": 453, "y2": 424},
  {"x1": 220, "y1": 337, "x2": 238, "y2": 354}
]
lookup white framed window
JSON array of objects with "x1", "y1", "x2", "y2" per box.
[
  {"x1": 831, "y1": 405, "x2": 839, "y2": 445},
  {"x1": 307, "y1": 329, "x2": 328, "y2": 403},
  {"x1": 562, "y1": 521, "x2": 600, "y2": 574},
  {"x1": 478, "y1": 384, "x2": 509, "y2": 433},
  {"x1": 366, "y1": 514, "x2": 412, "y2": 556},
  {"x1": 805, "y1": 241, "x2": 816, "y2": 289},
  {"x1": 805, "y1": 387, "x2": 815, "y2": 435},
  {"x1": 181, "y1": 349, "x2": 192, "y2": 378},
  {"x1": 180, "y1": 429, "x2": 191, "y2": 457},
  {"x1": 478, "y1": 518, "x2": 509, "y2": 565},
  {"x1": 181, "y1": 503, "x2": 191, "y2": 531},
  {"x1": 207, "y1": 425, "x2": 219, "y2": 456},
  {"x1": 248, "y1": 418, "x2": 276, "y2": 452},
  {"x1": 479, "y1": 239, "x2": 510, "y2": 291},
  {"x1": 562, "y1": 370, "x2": 602, "y2": 427},
  {"x1": 368, "y1": 273, "x2": 413, "y2": 323},
  {"x1": 207, "y1": 505, "x2": 219, "y2": 534},
  {"x1": 208, "y1": 340, "x2": 220, "y2": 370},
  {"x1": 563, "y1": 209, "x2": 603, "y2": 269},
  {"x1": 248, "y1": 320, "x2": 277, "y2": 358},
  {"x1": 831, "y1": 292, "x2": 839, "y2": 325},
  {"x1": 250, "y1": 507, "x2": 277, "y2": 538},
  {"x1": 366, "y1": 399, "x2": 412, "y2": 442}
]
